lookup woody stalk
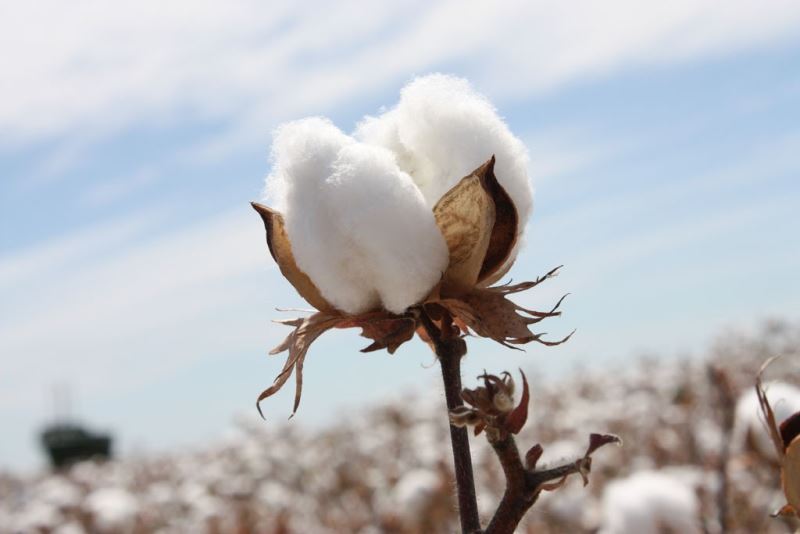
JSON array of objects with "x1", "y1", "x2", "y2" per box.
[{"x1": 251, "y1": 75, "x2": 618, "y2": 533}]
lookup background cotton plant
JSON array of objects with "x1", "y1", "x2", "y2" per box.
[
  {"x1": 3, "y1": 322, "x2": 798, "y2": 533},
  {"x1": 252, "y1": 74, "x2": 616, "y2": 533}
]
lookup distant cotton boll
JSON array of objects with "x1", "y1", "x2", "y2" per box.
[
  {"x1": 356, "y1": 74, "x2": 533, "y2": 229},
  {"x1": 599, "y1": 470, "x2": 702, "y2": 534},
  {"x1": 267, "y1": 120, "x2": 448, "y2": 314},
  {"x1": 35, "y1": 476, "x2": 83, "y2": 508},
  {"x1": 392, "y1": 468, "x2": 441, "y2": 520},
  {"x1": 85, "y1": 487, "x2": 140, "y2": 531}
]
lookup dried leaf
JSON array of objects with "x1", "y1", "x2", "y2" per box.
[
  {"x1": 449, "y1": 406, "x2": 481, "y2": 428},
  {"x1": 782, "y1": 436, "x2": 800, "y2": 515},
  {"x1": 781, "y1": 410, "x2": 800, "y2": 451},
  {"x1": 525, "y1": 443, "x2": 544, "y2": 470},
  {"x1": 756, "y1": 356, "x2": 787, "y2": 459},
  {"x1": 585, "y1": 433, "x2": 622, "y2": 457},
  {"x1": 259, "y1": 309, "x2": 422, "y2": 418},
  {"x1": 435, "y1": 272, "x2": 570, "y2": 348},
  {"x1": 476, "y1": 156, "x2": 519, "y2": 286},
  {"x1": 506, "y1": 369, "x2": 529, "y2": 434},
  {"x1": 433, "y1": 159, "x2": 496, "y2": 293},
  {"x1": 540, "y1": 476, "x2": 569, "y2": 492},
  {"x1": 251, "y1": 202, "x2": 335, "y2": 313},
  {"x1": 337, "y1": 312, "x2": 417, "y2": 354},
  {"x1": 772, "y1": 504, "x2": 798, "y2": 518},
  {"x1": 257, "y1": 312, "x2": 343, "y2": 418}
]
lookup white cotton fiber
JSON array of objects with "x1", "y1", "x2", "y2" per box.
[
  {"x1": 599, "y1": 470, "x2": 702, "y2": 534},
  {"x1": 356, "y1": 74, "x2": 533, "y2": 228},
  {"x1": 267, "y1": 118, "x2": 449, "y2": 314},
  {"x1": 266, "y1": 75, "x2": 532, "y2": 313}
]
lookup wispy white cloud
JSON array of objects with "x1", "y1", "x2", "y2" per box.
[
  {"x1": 78, "y1": 167, "x2": 159, "y2": 207},
  {"x1": 0, "y1": 207, "x2": 277, "y2": 404},
  {"x1": 0, "y1": 209, "x2": 163, "y2": 294},
  {"x1": 2, "y1": 0, "x2": 799, "y2": 150}
]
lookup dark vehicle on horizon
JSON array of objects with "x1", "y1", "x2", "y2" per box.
[{"x1": 40, "y1": 423, "x2": 112, "y2": 468}]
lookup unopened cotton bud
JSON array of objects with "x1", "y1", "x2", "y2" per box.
[
  {"x1": 449, "y1": 406, "x2": 482, "y2": 428},
  {"x1": 493, "y1": 392, "x2": 514, "y2": 412},
  {"x1": 501, "y1": 371, "x2": 515, "y2": 398}
]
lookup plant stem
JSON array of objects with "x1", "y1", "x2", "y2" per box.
[
  {"x1": 420, "y1": 312, "x2": 481, "y2": 533},
  {"x1": 484, "y1": 434, "x2": 536, "y2": 534}
]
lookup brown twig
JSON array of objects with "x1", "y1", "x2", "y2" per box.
[
  {"x1": 484, "y1": 433, "x2": 537, "y2": 533},
  {"x1": 708, "y1": 365, "x2": 736, "y2": 533},
  {"x1": 483, "y1": 429, "x2": 620, "y2": 533},
  {"x1": 420, "y1": 310, "x2": 481, "y2": 533}
]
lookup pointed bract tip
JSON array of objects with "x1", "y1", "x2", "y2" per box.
[{"x1": 251, "y1": 201, "x2": 272, "y2": 220}]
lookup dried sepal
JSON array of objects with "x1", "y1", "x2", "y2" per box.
[
  {"x1": 435, "y1": 268, "x2": 570, "y2": 349},
  {"x1": 756, "y1": 356, "x2": 786, "y2": 459},
  {"x1": 585, "y1": 433, "x2": 623, "y2": 457},
  {"x1": 258, "y1": 312, "x2": 343, "y2": 419},
  {"x1": 461, "y1": 384, "x2": 495, "y2": 415},
  {"x1": 506, "y1": 369, "x2": 530, "y2": 434},
  {"x1": 337, "y1": 312, "x2": 417, "y2": 354},
  {"x1": 433, "y1": 158, "x2": 497, "y2": 293},
  {"x1": 783, "y1": 438, "x2": 800, "y2": 517},
  {"x1": 530, "y1": 433, "x2": 621, "y2": 494},
  {"x1": 260, "y1": 310, "x2": 420, "y2": 418},
  {"x1": 450, "y1": 406, "x2": 482, "y2": 428},
  {"x1": 251, "y1": 203, "x2": 335, "y2": 313},
  {"x1": 476, "y1": 155, "x2": 519, "y2": 286}
]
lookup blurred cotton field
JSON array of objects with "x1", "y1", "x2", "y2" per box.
[{"x1": 3, "y1": 321, "x2": 799, "y2": 533}]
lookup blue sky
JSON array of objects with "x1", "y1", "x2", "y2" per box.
[{"x1": 1, "y1": 1, "x2": 799, "y2": 470}]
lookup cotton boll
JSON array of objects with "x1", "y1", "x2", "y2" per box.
[
  {"x1": 322, "y1": 144, "x2": 449, "y2": 313},
  {"x1": 599, "y1": 470, "x2": 702, "y2": 534},
  {"x1": 85, "y1": 487, "x2": 140, "y2": 532},
  {"x1": 356, "y1": 74, "x2": 533, "y2": 231},
  {"x1": 267, "y1": 121, "x2": 448, "y2": 314},
  {"x1": 392, "y1": 468, "x2": 442, "y2": 524},
  {"x1": 268, "y1": 118, "x2": 374, "y2": 312},
  {"x1": 268, "y1": 117, "x2": 352, "y2": 213}
]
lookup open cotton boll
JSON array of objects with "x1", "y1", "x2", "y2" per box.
[
  {"x1": 267, "y1": 119, "x2": 448, "y2": 314},
  {"x1": 356, "y1": 74, "x2": 533, "y2": 228},
  {"x1": 599, "y1": 470, "x2": 702, "y2": 534},
  {"x1": 268, "y1": 117, "x2": 352, "y2": 214},
  {"x1": 322, "y1": 144, "x2": 449, "y2": 313}
]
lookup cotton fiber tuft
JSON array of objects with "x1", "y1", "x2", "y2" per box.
[{"x1": 265, "y1": 74, "x2": 533, "y2": 314}]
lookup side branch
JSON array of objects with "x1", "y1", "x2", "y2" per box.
[
  {"x1": 482, "y1": 429, "x2": 621, "y2": 534},
  {"x1": 485, "y1": 434, "x2": 536, "y2": 534}
]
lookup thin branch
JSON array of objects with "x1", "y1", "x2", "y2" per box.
[
  {"x1": 420, "y1": 310, "x2": 481, "y2": 533},
  {"x1": 708, "y1": 365, "x2": 735, "y2": 533},
  {"x1": 484, "y1": 432, "x2": 621, "y2": 534},
  {"x1": 484, "y1": 434, "x2": 537, "y2": 534}
]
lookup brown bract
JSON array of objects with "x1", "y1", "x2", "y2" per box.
[
  {"x1": 755, "y1": 357, "x2": 800, "y2": 518},
  {"x1": 252, "y1": 156, "x2": 570, "y2": 418}
]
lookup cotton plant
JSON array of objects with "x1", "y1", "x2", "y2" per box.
[
  {"x1": 251, "y1": 74, "x2": 618, "y2": 532},
  {"x1": 755, "y1": 357, "x2": 800, "y2": 518}
]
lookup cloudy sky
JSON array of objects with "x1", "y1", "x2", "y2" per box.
[{"x1": 1, "y1": 0, "x2": 799, "y2": 470}]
